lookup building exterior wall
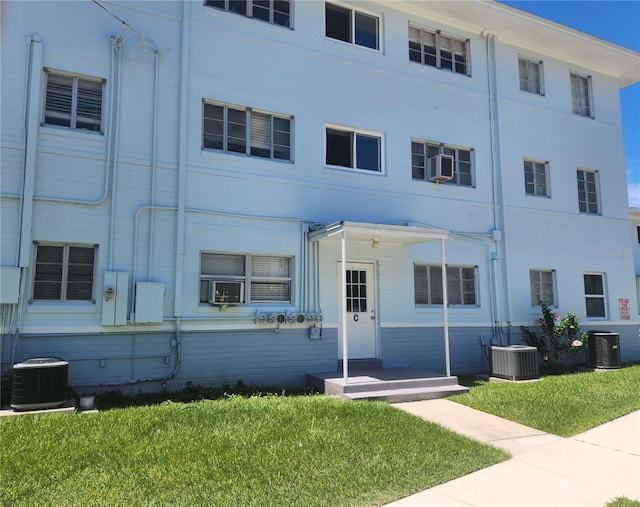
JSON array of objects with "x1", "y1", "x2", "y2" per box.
[{"x1": 1, "y1": 0, "x2": 638, "y2": 391}]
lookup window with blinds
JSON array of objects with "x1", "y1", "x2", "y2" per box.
[
  {"x1": 44, "y1": 70, "x2": 104, "y2": 132},
  {"x1": 32, "y1": 244, "x2": 96, "y2": 302},
  {"x1": 530, "y1": 269, "x2": 555, "y2": 306},
  {"x1": 205, "y1": 0, "x2": 292, "y2": 28},
  {"x1": 414, "y1": 264, "x2": 477, "y2": 306},
  {"x1": 570, "y1": 73, "x2": 593, "y2": 118},
  {"x1": 518, "y1": 57, "x2": 544, "y2": 95},
  {"x1": 203, "y1": 102, "x2": 292, "y2": 161},
  {"x1": 200, "y1": 252, "x2": 292, "y2": 303},
  {"x1": 409, "y1": 26, "x2": 470, "y2": 75}
]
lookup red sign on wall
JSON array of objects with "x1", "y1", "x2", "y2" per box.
[{"x1": 619, "y1": 298, "x2": 630, "y2": 320}]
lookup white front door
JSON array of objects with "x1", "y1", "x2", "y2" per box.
[{"x1": 338, "y1": 262, "x2": 377, "y2": 359}]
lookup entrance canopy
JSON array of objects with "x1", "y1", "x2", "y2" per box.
[
  {"x1": 308, "y1": 221, "x2": 451, "y2": 382},
  {"x1": 308, "y1": 221, "x2": 449, "y2": 245}
]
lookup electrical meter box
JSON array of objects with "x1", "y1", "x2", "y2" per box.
[{"x1": 101, "y1": 271, "x2": 129, "y2": 326}]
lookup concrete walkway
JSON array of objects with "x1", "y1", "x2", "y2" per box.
[{"x1": 387, "y1": 399, "x2": 640, "y2": 506}]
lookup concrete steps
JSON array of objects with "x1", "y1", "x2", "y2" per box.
[{"x1": 306, "y1": 365, "x2": 469, "y2": 403}]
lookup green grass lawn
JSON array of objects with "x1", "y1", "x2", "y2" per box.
[
  {"x1": 0, "y1": 396, "x2": 508, "y2": 507},
  {"x1": 454, "y1": 364, "x2": 640, "y2": 437}
]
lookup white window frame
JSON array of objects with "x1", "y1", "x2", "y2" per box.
[
  {"x1": 524, "y1": 158, "x2": 549, "y2": 197},
  {"x1": 414, "y1": 264, "x2": 478, "y2": 306},
  {"x1": 325, "y1": 124, "x2": 384, "y2": 174},
  {"x1": 31, "y1": 243, "x2": 97, "y2": 303},
  {"x1": 411, "y1": 140, "x2": 474, "y2": 187},
  {"x1": 324, "y1": 2, "x2": 380, "y2": 51},
  {"x1": 518, "y1": 56, "x2": 544, "y2": 95},
  {"x1": 570, "y1": 72, "x2": 594, "y2": 118},
  {"x1": 203, "y1": 101, "x2": 293, "y2": 161},
  {"x1": 583, "y1": 272, "x2": 607, "y2": 319},
  {"x1": 200, "y1": 252, "x2": 293, "y2": 304},
  {"x1": 530, "y1": 269, "x2": 555, "y2": 306},
  {"x1": 204, "y1": 0, "x2": 292, "y2": 28},
  {"x1": 43, "y1": 69, "x2": 104, "y2": 133},
  {"x1": 577, "y1": 168, "x2": 600, "y2": 215},
  {"x1": 408, "y1": 25, "x2": 470, "y2": 76}
]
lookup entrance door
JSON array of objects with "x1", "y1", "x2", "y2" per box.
[{"x1": 338, "y1": 262, "x2": 377, "y2": 359}]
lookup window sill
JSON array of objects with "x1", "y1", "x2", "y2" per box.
[{"x1": 27, "y1": 301, "x2": 97, "y2": 314}]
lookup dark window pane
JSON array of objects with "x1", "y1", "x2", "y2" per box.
[
  {"x1": 229, "y1": 0, "x2": 246, "y2": 15},
  {"x1": 586, "y1": 297, "x2": 605, "y2": 318},
  {"x1": 203, "y1": 103, "x2": 224, "y2": 150},
  {"x1": 355, "y1": 133, "x2": 380, "y2": 172},
  {"x1": 326, "y1": 3, "x2": 351, "y2": 43},
  {"x1": 354, "y1": 11, "x2": 378, "y2": 49},
  {"x1": 326, "y1": 128, "x2": 353, "y2": 167},
  {"x1": 205, "y1": 0, "x2": 226, "y2": 10}
]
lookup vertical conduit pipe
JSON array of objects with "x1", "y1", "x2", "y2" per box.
[
  {"x1": 108, "y1": 36, "x2": 124, "y2": 271},
  {"x1": 174, "y1": 0, "x2": 191, "y2": 319},
  {"x1": 148, "y1": 50, "x2": 160, "y2": 280},
  {"x1": 441, "y1": 238, "x2": 451, "y2": 377}
]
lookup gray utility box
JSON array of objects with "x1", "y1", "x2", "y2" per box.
[
  {"x1": 587, "y1": 331, "x2": 621, "y2": 369},
  {"x1": 11, "y1": 357, "x2": 69, "y2": 411},
  {"x1": 491, "y1": 345, "x2": 539, "y2": 381}
]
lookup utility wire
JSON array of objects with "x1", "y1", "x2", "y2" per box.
[{"x1": 91, "y1": 0, "x2": 160, "y2": 54}]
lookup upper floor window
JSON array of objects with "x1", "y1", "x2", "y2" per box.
[
  {"x1": 32, "y1": 243, "x2": 96, "y2": 302},
  {"x1": 524, "y1": 159, "x2": 549, "y2": 197},
  {"x1": 577, "y1": 169, "x2": 599, "y2": 214},
  {"x1": 518, "y1": 57, "x2": 543, "y2": 95},
  {"x1": 200, "y1": 252, "x2": 292, "y2": 304},
  {"x1": 411, "y1": 140, "x2": 473, "y2": 186},
  {"x1": 44, "y1": 70, "x2": 104, "y2": 132},
  {"x1": 570, "y1": 72, "x2": 593, "y2": 118},
  {"x1": 409, "y1": 26, "x2": 469, "y2": 75},
  {"x1": 205, "y1": 0, "x2": 292, "y2": 28},
  {"x1": 326, "y1": 125, "x2": 382, "y2": 173},
  {"x1": 414, "y1": 264, "x2": 477, "y2": 306},
  {"x1": 325, "y1": 2, "x2": 379, "y2": 50},
  {"x1": 203, "y1": 101, "x2": 292, "y2": 161},
  {"x1": 530, "y1": 269, "x2": 555, "y2": 306}
]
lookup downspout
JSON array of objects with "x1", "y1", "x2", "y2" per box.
[
  {"x1": 173, "y1": 0, "x2": 191, "y2": 346},
  {"x1": 108, "y1": 35, "x2": 124, "y2": 271},
  {"x1": 148, "y1": 49, "x2": 160, "y2": 280},
  {"x1": 485, "y1": 32, "x2": 512, "y2": 344},
  {"x1": 18, "y1": 35, "x2": 43, "y2": 269}
]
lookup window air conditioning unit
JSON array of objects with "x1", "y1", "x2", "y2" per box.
[
  {"x1": 208, "y1": 280, "x2": 244, "y2": 305},
  {"x1": 429, "y1": 154, "x2": 454, "y2": 183}
]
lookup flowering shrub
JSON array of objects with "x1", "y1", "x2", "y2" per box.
[{"x1": 520, "y1": 301, "x2": 587, "y2": 364}]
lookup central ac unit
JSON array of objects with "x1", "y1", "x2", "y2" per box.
[
  {"x1": 429, "y1": 154, "x2": 454, "y2": 182},
  {"x1": 208, "y1": 280, "x2": 244, "y2": 305}
]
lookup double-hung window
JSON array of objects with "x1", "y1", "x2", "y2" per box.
[
  {"x1": 518, "y1": 57, "x2": 544, "y2": 95},
  {"x1": 32, "y1": 243, "x2": 96, "y2": 302},
  {"x1": 530, "y1": 269, "x2": 555, "y2": 306},
  {"x1": 524, "y1": 159, "x2": 549, "y2": 197},
  {"x1": 203, "y1": 102, "x2": 292, "y2": 161},
  {"x1": 204, "y1": 0, "x2": 292, "y2": 28},
  {"x1": 411, "y1": 140, "x2": 473, "y2": 186},
  {"x1": 577, "y1": 169, "x2": 599, "y2": 214},
  {"x1": 584, "y1": 273, "x2": 606, "y2": 318},
  {"x1": 44, "y1": 70, "x2": 104, "y2": 132},
  {"x1": 325, "y1": 2, "x2": 379, "y2": 50},
  {"x1": 200, "y1": 253, "x2": 292, "y2": 304},
  {"x1": 414, "y1": 264, "x2": 477, "y2": 306},
  {"x1": 570, "y1": 73, "x2": 593, "y2": 118},
  {"x1": 409, "y1": 26, "x2": 469, "y2": 75},
  {"x1": 326, "y1": 126, "x2": 382, "y2": 173}
]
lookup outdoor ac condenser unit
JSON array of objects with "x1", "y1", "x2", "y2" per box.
[
  {"x1": 428, "y1": 154, "x2": 454, "y2": 182},
  {"x1": 490, "y1": 345, "x2": 539, "y2": 381},
  {"x1": 11, "y1": 357, "x2": 69, "y2": 410}
]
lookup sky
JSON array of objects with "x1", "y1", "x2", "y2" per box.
[{"x1": 499, "y1": 0, "x2": 640, "y2": 208}]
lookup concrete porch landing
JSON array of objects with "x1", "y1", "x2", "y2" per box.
[{"x1": 306, "y1": 362, "x2": 468, "y2": 403}]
